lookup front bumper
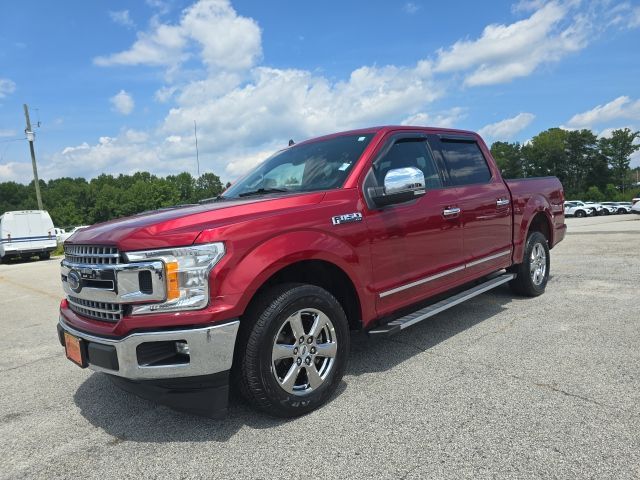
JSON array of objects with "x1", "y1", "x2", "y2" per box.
[{"x1": 57, "y1": 316, "x2": 239, "y2": 380}]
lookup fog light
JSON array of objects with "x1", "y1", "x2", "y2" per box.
[{"x1": 175, "y1": 341, "x2": 190, "y2": 355}]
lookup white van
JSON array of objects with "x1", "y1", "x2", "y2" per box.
[{"x1": 0, "y1": 210, "x2": 57, "y2": 261}]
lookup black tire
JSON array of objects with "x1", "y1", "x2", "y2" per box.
[
  {"x1": 39, "y1": 252, "x2": 51, "y2": 260},
  {"x1": 575, "y1": 210, "x2": 586, "y2": 218},
  {"x1": 509, "y1": 231, "x2": 550, "y2": 297},
  {"x1": 602, "y1": 209, "x2": 610, "y2": 215},
  {"x1": 234, "y1": 283, "x2": 350, "y2": 417},
  {"x1": 617, "y1": 208, "x2": 626, "y2": 215}
]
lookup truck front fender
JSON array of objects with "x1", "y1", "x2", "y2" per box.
[{"x1": 213, "y1": 229, "x2": 373, "y2": 322}]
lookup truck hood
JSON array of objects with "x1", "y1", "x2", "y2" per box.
[{"x1": 66, "y1": 192, "x2": 325, "y2": 251}]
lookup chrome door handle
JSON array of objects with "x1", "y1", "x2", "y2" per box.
[
  {"x1": 496, "y1": 198, "x2": 510, "y2": 207},
  {"x1": 443, "y1": 207, "x2": 461, "y2": 216}
]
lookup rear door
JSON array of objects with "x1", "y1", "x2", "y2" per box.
[
  {"x1": 428, "y1": 135, "x2": 512, "y2": 278},
  {"x1": 14, "y1": 212, "x2": 34, "y2": 251},
  {"x1": 362, "y1": 133, "x2": 464, "y2": 316}
]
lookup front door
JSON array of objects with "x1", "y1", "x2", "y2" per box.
[{"x1": 362, "y1": 134, "x2": 465, "y2": 317}]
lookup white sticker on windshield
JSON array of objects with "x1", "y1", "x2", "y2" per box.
[
  {"x1": 338, "y1": 162, "x2": 351, "y2": 171},
  {"x1": 358, "y1": 136, "x2": 366, "y2": 141}
]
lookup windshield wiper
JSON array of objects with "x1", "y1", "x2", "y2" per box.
[{"x1": 238, "y1": 187, "x2": 290, "y2": 197}]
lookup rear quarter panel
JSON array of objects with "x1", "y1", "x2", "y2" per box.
[{"x1": 506, "y1": 177, "x2": 565, "y2": 264}]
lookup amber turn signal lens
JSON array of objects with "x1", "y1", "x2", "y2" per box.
[{"x1": 166, "y1": 262, "x2": 180, "y2": 300}]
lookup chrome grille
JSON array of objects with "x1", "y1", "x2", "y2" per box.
[
  {"x1": 67, "y1": 295, "x2": 123, "y2": 322},
  {"x1": 64, "y1": 245, "x2": 120, "y2": 265}
]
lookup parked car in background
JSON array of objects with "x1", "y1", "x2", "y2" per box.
[
  {"x1": 53, "y1": 227, "x2": 66, "y2": 243},
  {"x1": 601, "y1": 202, "x2": 631, "y2": 214},
  {"x1": 0, "y1": 210, "x2": 57, "y2": 261},
  {"x1": 585, "y1": 201, "x2": 611, "y2": 215},
  {"x1": 632, "y1": 202, "x2": 640, "y2": 214},
  {"x1": 568, "y1": 200, "x2": 605, "y2": 215},
  {"x1": 564, "y1": 201, "x2": 593, "y2": 218},
  {"x1": 59, "y1": 225, "x2": 89, "y2": 243}
]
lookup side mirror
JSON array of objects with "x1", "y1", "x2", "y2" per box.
[{"x1": 368, "y1": 166, "x2": 426, "y2": 207}]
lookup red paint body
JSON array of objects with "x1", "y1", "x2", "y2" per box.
[{"x1": 61, "y1": 126, "x2": 565, "y2": 337}]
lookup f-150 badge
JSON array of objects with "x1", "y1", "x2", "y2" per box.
[{"x1": 332, "y1": 212, "x2": 363, "y2": 225}]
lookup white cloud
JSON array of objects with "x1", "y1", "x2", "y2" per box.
[
  {"x1": 0, "y1": 78, "x2": 16, "y2": 98},
  {"x1": 95, "y1": 21, "x2": 186, "y2": 68},
  {"x1": 109, "y1": 10, "x2": 135, "y2": 29},
  {"x1": 110, "y1": 90, "x2": 135, "y2": 115},
  {"x1": 0, "y1": 162, "x2": 32, "y2": 182},
  {"x1": 565, "y1": 96, "x2": 640, "y2": 129},
  {"x1": 478, "y1": 112, "x2": 535, "y2": 140},
  {"x1": 0, "y1": 129, "x2": 17, "y2": 138},
  {"x1": 94, "y1": 0, "x2": 261, "y2": 72},
  {"x1": 434, "y1": 2, "x2": 588, "y2": 86},
  {"x1": 401, "y1": 107, "x2": 467, "y2": 128},
  {"x1": 403, "y1": 2, "x2": 420, "y2": 14}
]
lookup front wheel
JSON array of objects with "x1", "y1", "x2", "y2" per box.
[
  {"x1": 575, "y1": 210, "x2": 586, "y2": 218},
  {"x1": 234, "y1": 283, "x2": 350, "y2": 417},
  {"x1": 509, "y1": 231, "x2": 550, "y2": 297}
]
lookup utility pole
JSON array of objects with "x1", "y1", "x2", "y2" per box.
[
  {"x1": 23, "y1": 104, "x2": 43, "y2": 210},
  {"x1": 194, "y1": 120, "x2": 200, "y2": 177}
]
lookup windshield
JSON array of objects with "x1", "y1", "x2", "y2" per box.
[{"x1": 223, "y1": 133, "x2": 374, "y2": 199}]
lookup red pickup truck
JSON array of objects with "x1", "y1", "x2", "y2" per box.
[{"x1": 57, "y1": 126, "x2": 566, "y2": 417}]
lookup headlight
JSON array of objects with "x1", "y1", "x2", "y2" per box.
[{"x1": 125, "y1": 242, "x2": 225, "y2": 314}]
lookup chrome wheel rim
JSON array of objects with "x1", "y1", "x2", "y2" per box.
[
  {"x1": 530, "y1": 243, "x2": 547, "y2": 286},
  {"x1": 271, "y1": 308, "x2": 337, "y2": 396}
]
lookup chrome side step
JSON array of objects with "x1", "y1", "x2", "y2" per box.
[{"x1": 368, "y1": 273, "x2": 515, "y2": 336}]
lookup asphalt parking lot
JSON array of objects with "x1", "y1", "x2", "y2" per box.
[{"x1": 1, "y1": 214, "x2": 639, "y2": 479}]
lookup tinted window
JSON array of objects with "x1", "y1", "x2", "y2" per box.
[
  {"x1": 223, "y1": 134, "x2": 374, "y2": 198},
  {"x1": 439, "y1": 141, "x2": 491, "y2": 185},
  {"x1": 373, "y1": 140, "x2": 442, "y2": 189}
]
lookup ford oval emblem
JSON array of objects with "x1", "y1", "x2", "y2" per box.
[{"x1": 67, "y1": 270, "x2": 82, "y2": 293}]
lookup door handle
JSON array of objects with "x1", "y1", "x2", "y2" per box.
[
  {"x1": 443, "y1": 207, "x2": 461, "y2": 217},
  {"x1": 496, "y1": 198, "x2": 510, "y2": 207}
]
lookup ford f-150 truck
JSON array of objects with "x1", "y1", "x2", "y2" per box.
[{"x1": 57, "y1": 126, "x2": 566, "y2": 418}]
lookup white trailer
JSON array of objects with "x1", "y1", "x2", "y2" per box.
[{"x1": 0, "y1": 210, "x2": 57, "y2": 261}]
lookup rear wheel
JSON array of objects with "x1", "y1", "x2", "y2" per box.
[
  {"x1": 509, "y1": 231, "x2": 550, "y2": 297},
  {"x1": 234, "y1": 283, "x2": 350, "y2": 417},
  {"x1": 39, "y1": 252, "x2": 51, "y2": 260}
]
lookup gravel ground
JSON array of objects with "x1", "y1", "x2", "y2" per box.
[{"x1": 1, "y1": 214, "x2": 639, "y2": 479}]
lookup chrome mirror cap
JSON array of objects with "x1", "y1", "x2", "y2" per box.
[{"x1": 384, "y1": 167, "x2": 425, "y2": 194}]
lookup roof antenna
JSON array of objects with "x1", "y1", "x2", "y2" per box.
[{"x1": 288, "y1": 139, "x2": 295, "y2": 146}]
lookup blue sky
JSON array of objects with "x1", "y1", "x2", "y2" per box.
[{"x1": 1, "y1": 0, "x2": 639, "y2": 184}]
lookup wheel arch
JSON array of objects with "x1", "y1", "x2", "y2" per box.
[
  {"x1": 247, "y1": 259, "x2": 363, "y2": 331},
  {"x1": 513, "y1": 194, "x2": 554, "y2": 264}
]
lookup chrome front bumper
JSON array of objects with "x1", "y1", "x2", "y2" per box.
[{"x1": 58, "y1": 317, "x2": 239, "y2": 380}]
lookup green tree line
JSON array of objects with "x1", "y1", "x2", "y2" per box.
[
  {"x1": 491, "y1": 127, "x2": 640, "y2": 201},
  {"x1": 0, "y1": 171, "x2": 226, "y2": 228}
]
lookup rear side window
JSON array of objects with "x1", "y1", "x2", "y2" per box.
[{"x1": 439, "y1": 140, "x2": 491, "y2": 185}]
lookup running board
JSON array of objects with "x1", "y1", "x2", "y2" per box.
[{"x1": 368, "y1": 273, "x2": 515, "y2": 336}]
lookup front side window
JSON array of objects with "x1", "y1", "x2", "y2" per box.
[
  {"x1": 223, "y1": 134, "x2": 374, "y2": 198},
  {"x1": 439, "y1": 140, "x2": 492, "y2": 186},
  {"x1": 373, "y1": 139, "x2": 442, "y2": 189}
]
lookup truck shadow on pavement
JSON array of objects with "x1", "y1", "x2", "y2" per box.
[{"x1": 73, "y1": 286, "x2": 514, "y2": 443}]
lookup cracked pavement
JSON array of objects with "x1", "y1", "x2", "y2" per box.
[{"x1": 1, "y1": 215, "x2": 639, "y2": 479}]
